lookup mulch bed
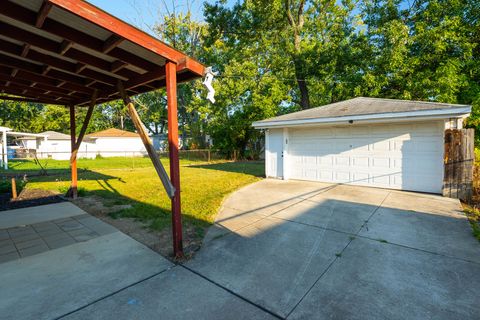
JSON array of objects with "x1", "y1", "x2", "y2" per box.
[{"x1": 0, "y1": 189, "x2": 65, "y2": 211}]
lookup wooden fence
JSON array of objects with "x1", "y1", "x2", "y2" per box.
[{"x1": 443, "y1": 129, "x2": 475, "y2": 201}]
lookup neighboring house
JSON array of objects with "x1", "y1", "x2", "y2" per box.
[
  {"x1": 18, "y1": 131, "x2": 95, "y2": 160},
  {"x1": 253, "y1": 97, "x2": 471, "y2": 194},
  {"x1": 85, "y1": 128, "x2": 146, "y2": 157}
]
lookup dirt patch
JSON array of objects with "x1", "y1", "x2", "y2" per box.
[
  {"x1": 0, "y1": 188, "x2": 65, "y2": 211},
  {"x1": 72, "y1": 195, "x2": 206, "y2": 260}
]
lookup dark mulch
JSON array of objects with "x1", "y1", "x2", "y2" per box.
[{"x1": 0, "y1": 189, "x2": 66, "y2": 211}]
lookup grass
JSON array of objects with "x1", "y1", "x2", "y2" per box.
[
  {"x1": 475, "y1": 147, "x2": 480, "y2": 166},
  {"x1": 4, "y1": 157, "x2": 172, "y2": 172},
  {"x1": 464, "y1": 206, "x2": 480, "y2": 241},
  {"x1": 3, "y1": 158, "x2": 265, "y2": 233},
  {"x1": 462, "y1": 147, "x2": 480, "y2": 242}
]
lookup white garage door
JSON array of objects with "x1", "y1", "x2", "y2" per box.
[{"x1": 288, "y1": 122, "x2": 444, "y2": 193}]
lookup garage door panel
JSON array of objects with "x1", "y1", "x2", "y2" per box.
[
  {"x1": 319, "y1": 171, "x2": 334, "y2": 181},
  {"x1": 288, "y1": 122, "x2": 444, "y2": 193},
  {"x1": 335, "y1": 171, "x2": 350, "y2": 182},
  {"x1": 335, "y1": 156, "x2": 350, "y2": 166},
  {"x1": 318, "y1": 156, "x2": 334, "y2": 166},
  {"x1": 352, "y1": 172, "x2": 369, "y2": 184},
  {"x1": 371, "y1": 157, "x2": 391, "y2": 169},
  {"x1": 352, "y1": 157, "x2": 369, "y2": 167}
]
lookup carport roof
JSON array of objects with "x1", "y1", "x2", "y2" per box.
[
  {"x1": 253, "y1": 97, "x2": 471, "y2": 128},
  {"x1": 0, "y1": 0, "x2": 205, "y2": 106}
]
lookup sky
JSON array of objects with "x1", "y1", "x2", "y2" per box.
[{"x1": 87, "y1": 0, "x2": 236, "y2": 35}]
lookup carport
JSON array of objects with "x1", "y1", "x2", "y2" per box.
[{"x1": 0, "y1": 0, "x2": 206, "y2": 257}]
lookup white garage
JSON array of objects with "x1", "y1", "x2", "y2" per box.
[{"x1": 253, "y1": 97, "x2": 471, "y2": 194}]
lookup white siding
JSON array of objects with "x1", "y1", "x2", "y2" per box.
[{"x1": 92, "y1": 137, "x2": 146, "y2": 157}]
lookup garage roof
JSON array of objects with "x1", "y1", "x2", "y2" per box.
[
  {"x1": 253, "y1": 97, "x2": 471, "y2": 128},
  {"x1": 0, "y1": 0, "x2": 205, "y2": 106},
  {"x1": 86, "y1": 128, "x2": 139, "y2": 138}
]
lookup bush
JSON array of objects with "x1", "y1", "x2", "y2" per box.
[
  {"x1": 0, "y1": 179, "x2": 11, "y2": 194},
  {"x1": 0, "y1": 178, "x2": 26, "y2": 195}
]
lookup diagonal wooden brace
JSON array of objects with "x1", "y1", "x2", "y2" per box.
[
  {"x1": 70, "y1": 90, "x2": 98, "y2": 163},
  {"x1": 117, "y1": 81, "x2": 175, "y2": 198}
]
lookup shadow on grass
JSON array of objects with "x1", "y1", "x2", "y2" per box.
[{"x1": 188, "y1": 160, "x2": 265, "y2": 177}]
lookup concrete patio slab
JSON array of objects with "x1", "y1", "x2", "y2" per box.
[
  {"x1": 288, "y1": 237, "x2": 480, "y2": 320},
  {"x1": 0, "y1": 202, "x2": 85, "y2": 228},
  {"x1": 0, "y1": 231, "x2": 172, "y2": 320},
  {"x1": 188, "y1": 217, "x2": 352, "y2": 318},
  {"x1": 272, "y1": 198, "x2": 377, "y2": 234},
  {"x1": 64, "y1": 266, "x2": 277, "y2": 320},
  {"x1": 1, "y1": 213, "x2": 118, "y2": 262}
]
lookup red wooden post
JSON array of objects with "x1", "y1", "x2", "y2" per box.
[
  {"x1": 166, "y1": 61, "x2": 183, "y2": 258},
  {"x1": 69, "y1": 105, "x2": 78, "y2": 199}
]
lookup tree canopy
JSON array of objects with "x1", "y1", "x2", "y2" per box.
[{"x1": 1, "y1": 0, "x2": 478, "y2": 151}]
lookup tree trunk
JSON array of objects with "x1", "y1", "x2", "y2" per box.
[
  {"x1": 294, "y1": 56, "x2": 310, "y2": 110},
  {"x1": 285, "y1": 0, "x2": 310, "y2": 110}
]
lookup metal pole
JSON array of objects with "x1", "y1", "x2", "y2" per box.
[
  {"x1": 3, "y1": 130, "x2": 8, "y2": 170},
  {"x1": 166, "y1": 61, "x2": 183, "y2": 258},
  {"x1": 69, "y1": 105, "x2": 78, "y2": 199}
]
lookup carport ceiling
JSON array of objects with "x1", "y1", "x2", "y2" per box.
[{"x1": 0, "y1": 0, "x2": 205, "y2": 106}]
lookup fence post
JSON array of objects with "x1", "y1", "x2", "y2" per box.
[
  {"x1": 11, "y1": 178, "x2": 17, "y2": 199},
  {"x1": 443, "y1": 128, "x2": 474, "y2": 201}
]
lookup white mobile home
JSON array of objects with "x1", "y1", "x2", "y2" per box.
[{"x1": 85, "y1": 128, "x2": 146, "y2": 157}]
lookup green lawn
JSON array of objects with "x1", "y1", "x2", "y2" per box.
[{"x1": 2, "y1": 158, "x2": 264, "y2": 233}]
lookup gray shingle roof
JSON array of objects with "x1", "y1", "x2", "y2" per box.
[{"x1": 254, "y1": 97, "x2": 470, "y2": 125}]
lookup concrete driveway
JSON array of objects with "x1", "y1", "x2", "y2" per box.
[
  {"x1": 187, "y1": 179, "x2": 480, "y2": 319},
  {"x1": 0, "y1": 203, "x2": 272, "y2": 320}
]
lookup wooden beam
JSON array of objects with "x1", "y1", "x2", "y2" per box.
[
  {"x1": 124, "y1": 67, "x2": 166, "y2": 90},
  {"x1": 1, "y1": 80, "x2": 83, "y2": 100},
  {"x1": 0, "y1": 92, "x2": 68, "y2": 105},
  {"x1": 0, "y1": 96, "x2": 42, "y2": 103},
  {"x1": 0, "y1": 85, "x2": 73, "y2": 105},
  {"x1": 110, "y1": 60, "x2": 127, "y2": 73},
  {"x1": 0, "y1": 53, "x2": 94, "y2": 90},
  {"x1": 49, "y1": 0, "x2": 185, "y2": 64},
  {"x1": 75, "y1": 63, "x2": 87, "y2": 73},
  {"x1": 71, "y1": 91, "x2": 97, "y2": 163},
  {"x1": 21, "y1": 44, "x2": 31, "y2": 57},
  {"x1": 166, "y1": 61, "x2": 183, "y2": 258},
  {"x1": 59, "y1": 40, "x2": 73, "y2": 55},
  {"x1": 69, "y1": 105, "x2": 78, "y2": 199},
  {"x1": 117, "y1": 81, "x2": 175, "y2": 199},
  {"x1": 36, "y1": 1, "x2": 53, "y2": 28},
  {"x1": 103, "y1": 35, "x2": 124, "y2": 53},
  {"x1": 0, "y1": 39, "x2": 124, "y2": 87}
]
